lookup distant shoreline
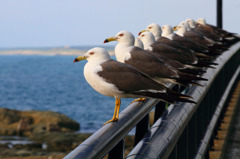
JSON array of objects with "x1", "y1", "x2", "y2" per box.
[{"x1": 0, "y1": 47, "x2": 115, "y2": 56}]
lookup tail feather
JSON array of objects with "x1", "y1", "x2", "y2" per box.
[
  {"x1": 172, "y1": 79, "x2": 190, "y2": 87},
  {"x1": 192, "y1": 63, "x2": 217, "y2": 69},
  {"x1": 166, "y1": 89, "x2": 196, "y2": 104},
  {"x1": 193, "y1": 52, "x2": 213, "y2": 59},
  {"x1": 206, "y1": 48, "x2": 223, "y2": 55},
  {"x1": 177, "y1": 79, "x2": 204, "y2": 87},
  {"x1": 190, "y1": 60, "x2": 218, "y2": 68},
  {"x1": 198, "y1": 60, "x2": 218, "y2": 66},
  {"x1": 178, "y1": 72, "x2": 208, "y2": 81},
  {"x1": 178, "y1": 68, "x2": 206, "y2": 75},
  {"x1": 132, "y1": 89, "x2": 195, "y2": 104}
]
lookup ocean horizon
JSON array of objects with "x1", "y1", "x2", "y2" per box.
[
  {"x1": 0, "y1": 47, "x2": 134, "y2": 133},
  {"x1": 0, "y1": 45, "x2": 115, "y2": 56}
]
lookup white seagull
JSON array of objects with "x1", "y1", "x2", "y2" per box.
[{"x1": 74, "y1": 47, "x2": 194, "y2": 125}]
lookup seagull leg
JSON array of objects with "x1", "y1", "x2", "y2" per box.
[
  {"x1": 130, "y1": 98, "x2": 146, "y2": 104},
  {"x1": 114, "y1": 98, "x2": 121, "y2": 120},
  {"x1": 103, "y1": 98, "x2": 121, "y2": 125}
]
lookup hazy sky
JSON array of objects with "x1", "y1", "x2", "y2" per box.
[{"x1": 1, "y1": 0, "x2": 240, "y2": 48}]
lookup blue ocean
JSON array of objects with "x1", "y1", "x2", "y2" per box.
[{"x1": 0, "y1": 50, "x2": 134, "y2": 132}]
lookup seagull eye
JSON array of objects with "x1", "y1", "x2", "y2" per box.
[
  {"x1": 90, "y1": 52, "x2": 94, "y2": 55},
  {"x1": 148, "y1": 27, "x2": 152, "y2": 29},
  {"x1": 119, "y1": 33, "x2": 124, "y2": 37},
  {"x1": 162, "y1": 27, "x2": 164, "y2": 29},
  {"x1": 141, "y1": 34, "x2": 145, "y2": 37}
]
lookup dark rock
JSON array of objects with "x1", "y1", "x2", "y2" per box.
[
  {"x1": 29, "y1": 132, "x2": 92, "y2": 152},
  {"x1": 15, "y1": 149, "x2": 32, "y2": 156},
  {"x1": 0, "y1": 108, "x2": 21, "y2": 124},
  {"x1": 0, "y1": 143, "x2": 9, "y2": 149},
  {"x1": 13, "y1": 142, "x2": 43, "y2": 150},
  {"x1": 0, "y1": 108, "x2": 80, "y2": 136}
]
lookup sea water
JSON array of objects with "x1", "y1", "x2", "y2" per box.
[{"x1": 0, "y1": 54, "x2": 134, "y2": 132}]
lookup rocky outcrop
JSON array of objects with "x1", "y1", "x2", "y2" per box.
[{"x1": 0, "y1": 108, "x2": 80, "y2": 136}]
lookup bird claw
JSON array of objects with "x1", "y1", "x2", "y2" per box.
[
  {"x1": 130, "y1": 98, "x2": 146, "y2": 104},
  {"x1": 103, "y1": 118, "x2": 118, "y2": 126}
]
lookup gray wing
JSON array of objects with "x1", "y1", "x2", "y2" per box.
[
  {"x1": 125, "y1": 47, "x2": 180, "y2": 79},
  {"x1": 97, "y1": 60, "x2": 167, "y2": 94}
]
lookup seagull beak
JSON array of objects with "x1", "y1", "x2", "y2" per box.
[
  {"x1": 104, "y1": 37, "x2": 117, "y2": 43},
  {"x1": 73, "y1": 56, "x2": 87, "y2": 63},
  {"x1": 138, "y1": 30, "x2": 146, "y2": 36},
  {"x1": 173, "y1": 26, "x2": 178, "y2": 31}
]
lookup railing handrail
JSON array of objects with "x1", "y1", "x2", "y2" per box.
[
  {"x1": 64, "y1": 98, "x2": 160, "y2": 158},
  {"x1": 65, "y1": 42, "x2": 240, "y2": 159},
  {"x1": 195, "y1": 65, "x2": 240, "y2": 159},
  {"x1": 126, "y1": 42, "x2": 240, "y2": 159}
]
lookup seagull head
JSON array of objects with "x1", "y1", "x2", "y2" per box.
[
  {"x1": 138, "y1": 31, "x2": 155, "y2": 44},
  {"x1": 173, "y1": 22, "x2": 187, "y2": 31},
  {"x1": 183, "y1": 21, "x2": 191, "y2": 31},
  {"x1": 73, "y1": 47, "x2": 110, "y2": 63},
  {"x1": 161, "y1": 25, "x2": 173, "y2": 36},
  {"x1": 186, "y1": 18, "x2": 196, "y2": 28},
  {"x1": 173, "y1": 22, "x2": 187, "y2": 36},
  {"x1": 139, "y1": 23, "x2": 162, "y2": 41},
  {"x1": 196, "y1": 18, "x2": 206, "y2": 25},
  {"x1": 138, "y1": 31, "x2": 156, "y2": 50},
  {"x1": 104, "y1": 30, "x2": 135, "y2": 46}
]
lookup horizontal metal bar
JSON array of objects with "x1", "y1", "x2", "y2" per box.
[
  {"x1": 126, "y1": 42, "x2": 240, "y2": 159},
  {"x1": 64, "y1": 99, "x2": 159, "y2": 159},
  {"x1": 64, "y1": 41, "x2": 240, "y2": 159},
  {"x1": 195, "y1": 65, "x2": 240, "y2": 159}
]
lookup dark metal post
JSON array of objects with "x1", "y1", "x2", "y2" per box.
[
  {"x1": 134, "y1": 114, "x2": 149, "y2": 146},
  {"x1": 108, "y1": 139, "x2": 125, "y2": 159},
  {"x1": 217, "y1": 0, "x2": 223, "y2": 28},
  {"x1": 154, "y1": 101, "x2": 166, "y2": 122}
]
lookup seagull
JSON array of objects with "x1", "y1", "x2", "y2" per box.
[
  {"x1": 174, "y1": 21, "x2": 215, "y2": 46},
  {"x1": 104, "y1": 30, "x2": 206, "y2": 87},
  {"x1": 196, "y1": 18, "x2": 240, "y2": 44},
  {"x1": 162, "y1": 24, "x2": 207, "y2": 52},
  {"x1": 140, "y1": 23, "x2": 194, "y2": 54},
  {"x1": 137, "y1": 31, "x2": 203, "y2": 74},
  {"x1": 143, "y1": 23, "x2": 215, "y2": 58},
  {"x1": 186, "y1": 18, "x2": 223, "y2": 43},
  {"x1": 174, "y1": 21, "x2": 228, "y2": 52},
  {"x1": 139, "y1": 30, "x2": 215, "y2": 67},
  {"x1": 138, "y1": 31, "x2": 198, "y2": 65},
  {"x1": 138, "y1": 31, "x2": 217, "y2": 69},
  {"x1": 73, "y1": 47, "x2": 194, "y2": 125},
  {"x1": 166, "y1": 23, "x2": 220, "y2": 56}
]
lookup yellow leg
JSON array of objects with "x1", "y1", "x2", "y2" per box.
[
  {"x1": 103, "y1": 98, "x2": 121, "y2": 125},
  {"x1": 130, "y1": 98, "x2": 146, "y2": 104},
  {"x1": 115, "y1": 98, "x2": 121, "y2": 120}
]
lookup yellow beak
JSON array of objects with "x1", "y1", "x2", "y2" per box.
[
  {"x1": 73, "y1": 56, "x2": 87, "y2": 63},
  {"x1": 138, "y1": 30, "x2": 146, "y2": 36},
  {"x1": 104, "y1": 37, "x2": 117, "y2": 43},
  {"x1": 173, "y1": 25, "x2": 178, "y2": 31}
]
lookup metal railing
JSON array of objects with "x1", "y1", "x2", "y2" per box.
[
  {"x1": 64, "y1": 42, "x2": 240, "y2": 159},
  {"x1": 126, "y1": 42, "x2": 240, "y2": 159}
]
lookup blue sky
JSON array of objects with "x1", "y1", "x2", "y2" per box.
[{"x1": 0, "y1": 0, "x2": 239, "y2": 48}]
